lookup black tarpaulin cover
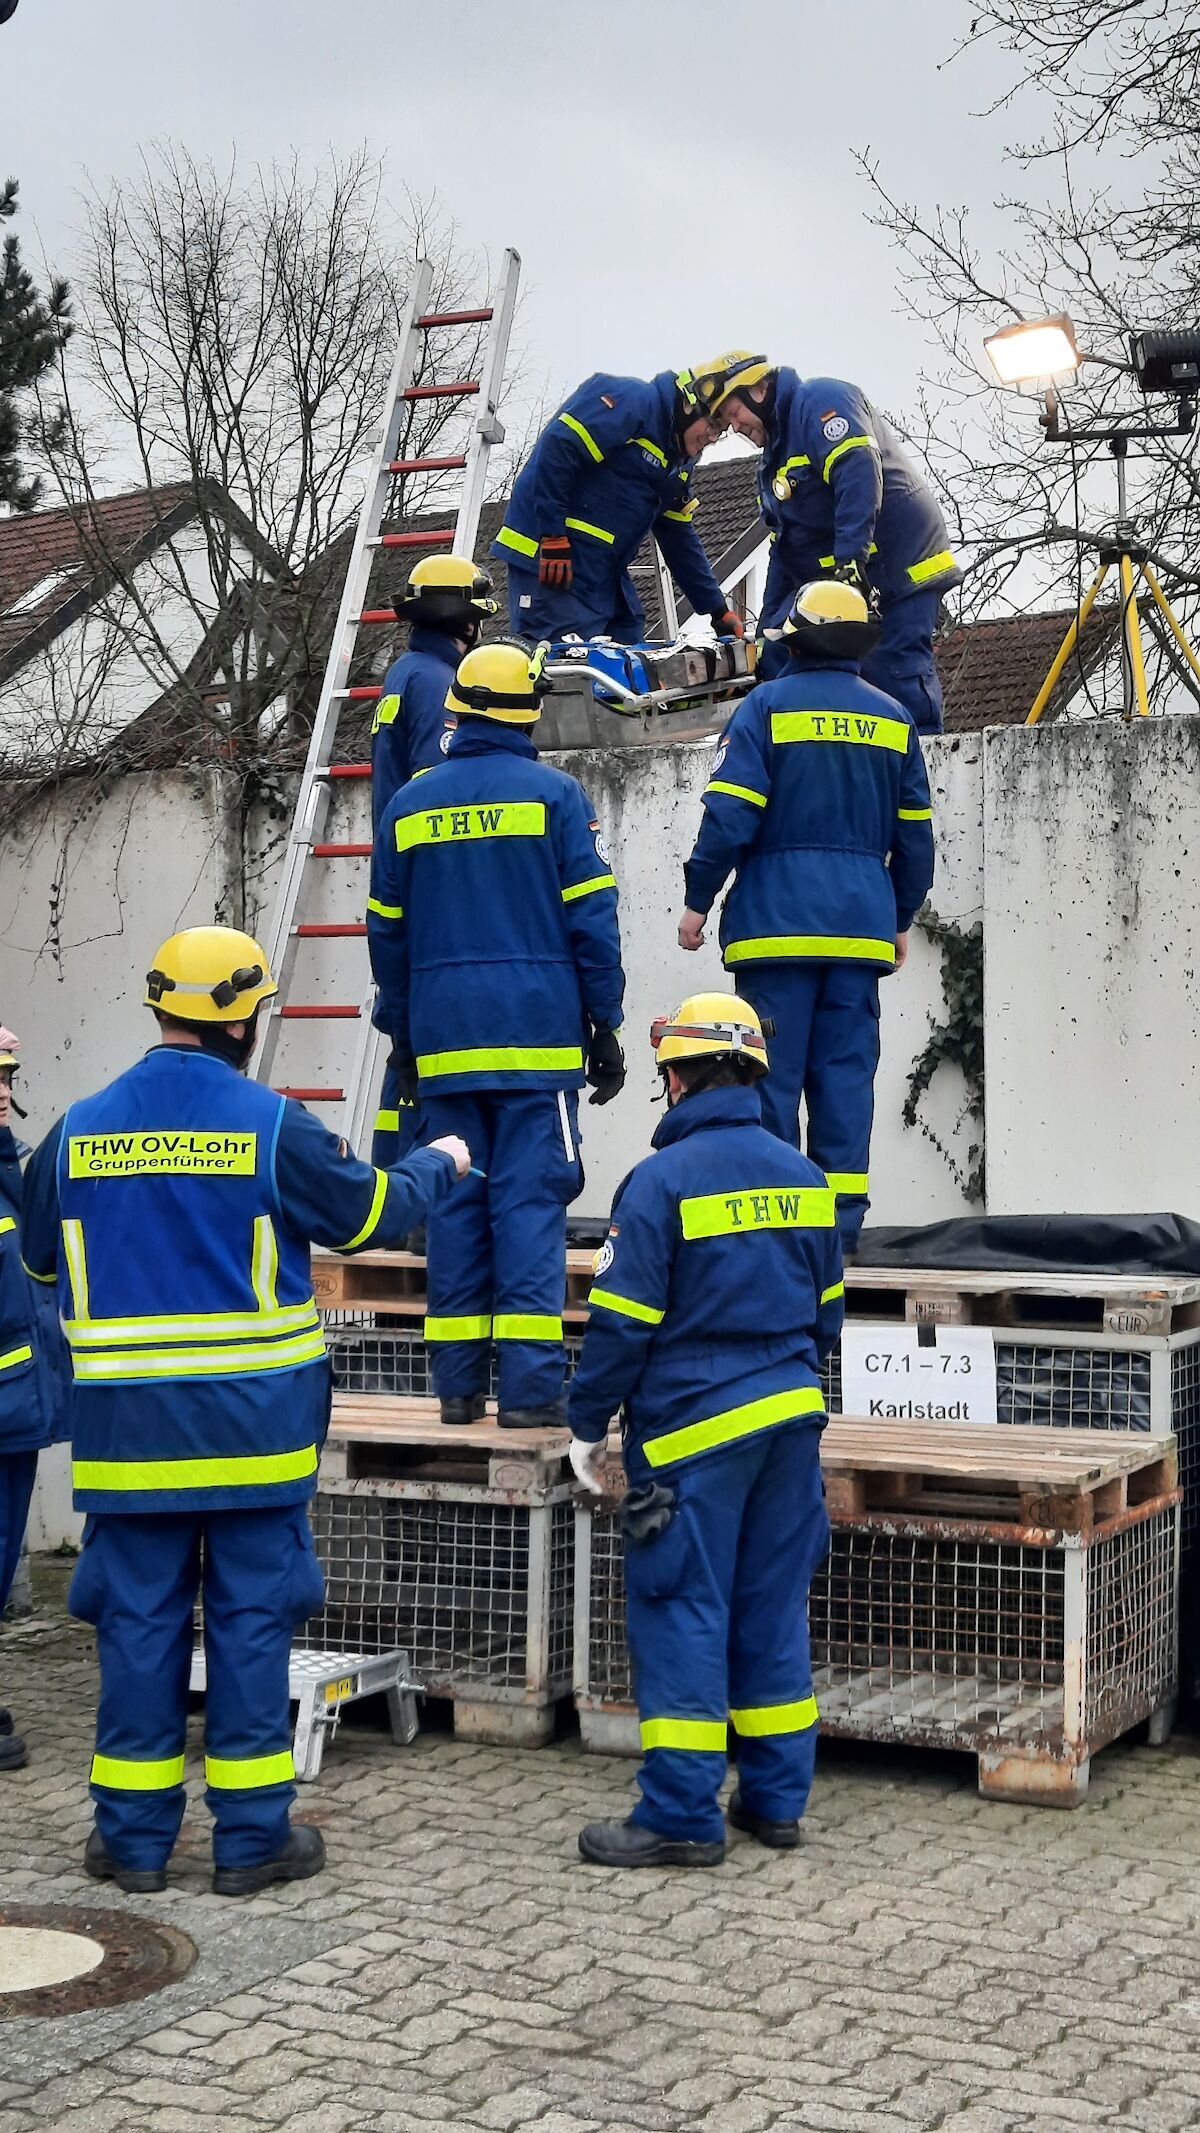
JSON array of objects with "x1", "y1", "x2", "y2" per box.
[{"x1": 854, "y1": 1213, "x2": 1200, "y2": 1279}]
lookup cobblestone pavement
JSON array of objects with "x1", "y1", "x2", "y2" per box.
[{"x1": 2, "y1": 1563, "x2": 1200, "y2": 2133}]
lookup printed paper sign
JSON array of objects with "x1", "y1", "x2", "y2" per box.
[{"x1": 839, "y1": 1324, "x2": 998, "y2": 1426}]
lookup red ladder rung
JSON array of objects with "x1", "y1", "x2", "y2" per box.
[
  {"x1": 332, "y1": 687, "x2": 383, "y2": 701},
  {"x1": 387, "y1": 454, "x2": 468, "y2": 474},
  {"x1": 356, "y1": 608, "x2": 399, "y2": 625},
  {"x1": 313, "y1": 841, "x2": 373, "y2": 857},
  {"x1": 280, "y1": 1005, "x2": 361, "y2": 1020},
  {"x1": 372, "y1": 530, "x2": 454, "y2": 551},
  {"x1": 320, "y1": 764, "x2": 372, "y2": 779},
  {"x1": 294, "y1": 923, "x2": 367, "y2": 938},
  {"x1": 418, "y1": 308, "x2": 493, "y2": 328},
  {"x1": 402, "y1": 381, "x2": 479, "y2": 401},
  {"x1": 277, "y1": 1087, "x2": 344, "y2": 1102}
]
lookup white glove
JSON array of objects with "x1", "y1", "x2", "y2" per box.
[
  {"x1": 569, "y1": 1435, "x2": 607, "y2": 1495},
  {"x1": 428, "y1": 1134, "x2": 471, "y2": 1179}
]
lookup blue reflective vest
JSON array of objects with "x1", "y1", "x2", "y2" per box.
[
  {"x1": 567, "y1": 1086, "x2": 844, "y2": 1471},
  {"x1": 368, "y1": 719, "x2": 625, "y2": 1095},
  {"x1": 491, "y1": 370, "x2": 725, "y2": 620},
  {"x1": 0, "y1": 1127, "x2": 67, "y2": 1455},
  {"x1": 371, "y1": 626, "x2": 458, "y2": 834},
  {"x1": 683, "y1": 661, "x2": 935, "y2": 974},
  {"x1": 20, "y1": 1047, "x2": 458, "y2": 1514},
  {"x1": 759, "y1": 369, "x2": 962, "y2": 625}
]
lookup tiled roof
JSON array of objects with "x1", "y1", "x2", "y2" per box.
[
  {"x1": 936, "y1": 604, "x2": 1122, "y2": 732},
  {"x1": 0, "y1": 482, "x2": 195, "y2": 665}
]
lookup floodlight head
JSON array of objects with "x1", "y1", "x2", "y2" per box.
[
  {"x1": 1129, "y1": 329, "x2": 1200, "y2": 397},
  {"x1": 984, "y1": 313, "x2": 1082, "y2": 387}
]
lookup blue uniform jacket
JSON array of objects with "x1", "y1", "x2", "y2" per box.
[
  {"x1": 20, "y1": 1047, "x2": 459, "y2": 1515},
  {"x1": 683, "y1": 661, "x2": 935, "y2": 975},
  {"x1": 567, "y1": 1086, "x2": 843, "y2": 1477},
  {"x1": 0, "y1": 1125, "x2": 67, "y2": 1455},
  {"x1": 368, "y1": 719, "x2": 625, "y2": 1096},
  {"x1": 491, "y1": 370, "x2": 725, "y2": 622},
  {"x1": 759, "y1": 368, "x2": 962, "y2": 627},
  {"x1": 371, "y1": 626, "x2": 457, "y2": 835}
]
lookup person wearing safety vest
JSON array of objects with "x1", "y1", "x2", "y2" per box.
[
  {"x1": 678, "y1": 581, "x2": 935, "y2": 1251},
  {"x1": 19, "y1": 927, "x2": 470, "y2": 1897},
  {"x1": 367, "y1": 638, "x2": 626, "y2": 1429},
  {"x1": 0, "y1": 1027, "x2": 68, "y2": 1775},
  {"x1": 698, "y1": 351, "x2": 960, "y2": 732},
  {"x1": 491, "y1": 361, "x2": 748, "y2": 645},
  {"x1": 568, "y1": 995, "x2": 842, "y2": 1868},
  {"x1": 371, "y1": 555, "x2": 501, "y2": 1170}
]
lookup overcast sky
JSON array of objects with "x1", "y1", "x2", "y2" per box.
[{"x1": 4, "y1": 0, "x2": 1041, "y2": 444}]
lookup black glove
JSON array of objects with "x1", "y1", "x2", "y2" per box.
[
  {"x1": 828, "y1": 556, "x2": 869, "y2": 590},
  {"x1": 586, "y1": 1027, "x2": 626, "y2": 1107},
  {"x1": 387, "y1": 1046, "x2": 420, "y2": 1106}
]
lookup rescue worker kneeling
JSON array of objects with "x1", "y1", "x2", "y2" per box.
[
  {"x1": 568, "y1": 997, "x2": 843, "y2": 1868},
  {"x1": 20, "y1": 927, "x2": 469, "y2": 1897}
]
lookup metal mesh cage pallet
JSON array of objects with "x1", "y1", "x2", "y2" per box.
[
  {"x1": 574, "y1": 1424, "x2": 1180, "y2": 1804},
  {"x1": 302, "y1": 1398, "x2": 573, "y2": 1745}
]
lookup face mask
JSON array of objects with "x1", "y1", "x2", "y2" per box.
[{"x1": 198, "y1": 1011, "x2": 259, "y2": 1073}]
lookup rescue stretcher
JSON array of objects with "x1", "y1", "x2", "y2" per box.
[{"x1": 537, "y1": 635, "x2": 757, "y2": 750}]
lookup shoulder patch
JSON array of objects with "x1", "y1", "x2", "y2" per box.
[
  {"x1": 820, "y1": 408, "x2": 838, "y2": 422},
  {"x1": 823, "y1": 415, "x2": 850, "y2": 443},
  {"x1": 711, "y1": 742, "x2": 729, "y2": 774},
  {"x1": 593, "y1": 1239, "x2": 616, "y2": 1278}
]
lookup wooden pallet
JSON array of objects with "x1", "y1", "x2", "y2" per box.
[
  {"x1": 820, "y1": 1419, "x2": 1177, "y2": 1534},
  {"x1": 312, "y1": 1247, "x2": 596, "y2": 1325},
  {"x1": 323, "y1": 1393, "x2": 568, "y2": 1494}
]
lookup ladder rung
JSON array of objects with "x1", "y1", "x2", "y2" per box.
[
  {"x1": 277, "y1": 1087, "x2": 344, "y2": 1102},
  {"x1": 370, "y1": 531, "x2": 454, "y2": 551},
  {"x1": 280, "y1": 1005, "x2": 361, "y2": 1020},
  {"x1": 355, "y1": 609, "x2": 400, "y2": 624},
  {"x1": 320, "y1": 764, "x2": 372, "y2": 779},
  {"x1": 294, "y1": 923, "x2": 367, "y2": 938},
  {"x1": 402, "y1": 381, "x2": 479, "y2": 401},
  {"x1": 313, "y1": 842, "x2": 373, "y2": 857},
  {"x1": 387, "y1": 454, "x2": 468, "y2": 474},
  {"x1": 419, "y1": 308, "x2": 493, "y2": 328},
  {"x1": 332, "y1": 687, "x2": 383, "y2": 700}
]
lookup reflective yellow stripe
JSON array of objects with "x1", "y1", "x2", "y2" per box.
[
  {"x1": 587, "y1": 1288, "x2": 665, "y2": 1326},
  {"x1": 644, "y1": 1387, "x2": 825, "y2": 1468},
  {"x1": 705, "y1": 780, "x2": 768, "y2": 807},
  {"x1": 494, "y1": 1314, "x2": 562, "y2": 1342},
  {"x1": 680, "y1": 1188, "x2": 835, "y2": 1240},
  {"x1": 61, "y1": 1218, "x2": 89, "y2": 1319},
  {"x1": 65, "y1": 1303, "x2": 321, "y2": 1348},
  {"x1": 562, "y1": 873, "x2": 616, "y2": 903},
  {"x1": 367, "y1": 897, "x2": 404, "y2": 920},
  {"x1": 662, "y1": 505, "x2": 698, "y2": 523},
  {"x1": 773, "y1": 454, "x2": 811, "y2": 483},
  {"x1": 898, "y1": 807, "x2": 932, "y2": 822},
  {"x1": 205, "y1": 1751, "x2": 295, "y2": 1790},
  {"x1": 730, "y1": 1698, "x2": 818, "y2": 1737},
  {"x1": 825, "y1": 1172, "x2": 869, "y2": 1196},
  {"x1": 251, "y1": 1215, "x2": 279, "y2": 1314},
  {"x1": 394, "y1": 801, "x2": 545, "y2": 853},
  {"x1": 907, "y1": 548, "x2": 956, "y2": 585},
  {"x1": 338, "y1": 1169, "x2": 388, "y2": 1253},
  {"x1": 821, "y1": 1280, "x2": 845, "y2": 1305},
  {"x1": 372, "y1": 694, "x2": 401, "y2": 733},
  {"x1": 374, "y1": 1107, "x2": 416, "y2": 1133},
  {"x1": 559, "y1": 411, "x2": 605, "y2": 462},
  {"x1": 770, "y1": 710, "x2": 908, "y2": 753},
  {"x1": 726, "y1": 936, "x2": 895, "y2": 965},
  {"x1": 71, "y1": 1331, "x2": 328, "y2": 1382},
  {"x1": 73, "y1": 1447, "x2": 318, "y2": 1493},
  {"x1": 822, "y1": 434, "x2": 876, "y2": 480},
  {"x1": 564, "y1": 517, "x2": 616, "y2": 545},
  {"x1": 0, "y1": 1344, "x2": 32, "y2": 1373},
  {"x1": 0, "y1": 1217, "x2": 14, "y2": 1235},
  {"x1": 417, "y1": 1047, "x2": 583, "y2": 1079},
  {"x1": 424, "y1": 1314, "x2": 492, "y2": 1342},
  {"x1": 496, "y1": 525, "x2": 539, "y2": 559},
  {"x1": 22, "y1": 1261, "x2": 56, "y2": 1285},
  {"x1": 640, "y1": 1718, "x2": 727, "y2": 1753},
  {"x1": 632, "y1": 435, "x2": 667, "y2": 465},
  {"x1": 91, "y1": 1752, "x2": 185, "y2": 1791}
]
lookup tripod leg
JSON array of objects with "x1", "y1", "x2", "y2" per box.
[
  {"x1": 1119, "y1": 555, "x2": 1151, "y2": 717},
  {"x1": 1141, "y1": 563, "x2": 1200, "y2": 693},
  {"x1": 1026, "y1": 566, "x2": 1107, "y2": 724}
]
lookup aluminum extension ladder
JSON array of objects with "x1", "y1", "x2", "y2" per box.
[{"x1": 252, "y1": 248, "x2": 521, "y2": 1149}]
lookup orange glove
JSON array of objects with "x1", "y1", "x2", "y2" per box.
[{"x1": 538, "y1": 536, "x2": 573, "y2": 590}]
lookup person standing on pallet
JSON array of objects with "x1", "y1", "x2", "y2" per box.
[
  {"x1": 367, "y1": 638, "x2": 626, "y2": 1430},
  {"x1": 371, "y1": 555, "x2": 501, "y2": 1168},
  {"x1": 19, "y1": 926, "x2": 470, "y2": 1900},
  {"x1": 699, "y1": 351, "x2": 960, "y2": 732},
  {"x1": 491, "y1": 359, "x2": 748, "y2": 643},
  {"x1": 568, "y1": 995, "x2": 843, "y2": 1868},
  {"x1": 678, "y1": 580, "x2": 935, "y2": 1253}
]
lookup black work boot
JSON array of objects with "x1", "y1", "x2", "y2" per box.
[
  {"x1": 727, "y1": 1790, "x2": 801, "y2": 1850},
  {"x1": 0, "y1": 1731, "x2": 27, "y2": 1772},
  {"x1": 497, "y1": 1401, "x2": 568, "y2": 1431},
  {"x1": 213, "y1": 1823, "x2": 326, "y2": 1898},
  {"x1": 440, "y1": 1395, "x2": 487, "y2": 1426},
  {"x1": 84, "y1": 1826, "x2": 167, "y2": 1894},
  {"x1": 578, "y1": 1817, "x2": 725, "y2": 1869},
  {"x1": 0, "y1": 1706, "x2": 12, "y2": 1734}
]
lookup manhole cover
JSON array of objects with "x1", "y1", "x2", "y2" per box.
[{"x1": 0, "y1": 1905, "x2": 195, "y2": 2020}]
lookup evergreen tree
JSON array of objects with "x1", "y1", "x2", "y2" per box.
[{"x1": 0, "y1": 178, "x2": 71, "y2": 512}]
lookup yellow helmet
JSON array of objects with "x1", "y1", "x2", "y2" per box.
[
  {"x1": 679, "y1": 351, "x2": 772, "y2": 419},
  {"x1": 445, "y1": 638, "x2": 551, "y2": 726},
  {"x1": 0, "y1": 1024, "x2": 18, "y2": 1075},
  {"x1": 394, "y1": 552, "x2": 498, "y2": 629},
  {"x1": 144, "y1": 927, "x2": 278, "y2": 1024},
  {"x1": 781, "y1": 579, "x2": 881, "y2": 660},
  {"x1": 651, "y1": 992, "x2": 770, "y2": 1078}
]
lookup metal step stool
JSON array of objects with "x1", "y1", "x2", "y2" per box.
[{"x1": 189, "y1": 1644, "x2": 420, "y2": 1781}]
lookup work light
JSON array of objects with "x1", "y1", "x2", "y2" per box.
[{"x1": 984, "y1": 314, "x2": 1082, "y2": 388}]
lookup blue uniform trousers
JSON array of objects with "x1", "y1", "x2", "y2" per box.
[
  {"x1": 422, "y1": 1090, "x2": 582, "y2": 1411},
  {"x1": 68, "y1": 1505, "x2": 325, "y2": 1873},
  {"x1": 625, "y1": 1422, "x2": 828, "y2": 1843},
  {"x1": 505, "y1": 563, "x2": 645, "y2": 645},
  {"x1": 0, "y1": 1450, "x2": 38, "y2": 1617},
  {"x1": 371, "y1": 1057, "x2": 421, "y2": 1170},
  {"x1": 759, "y1": 588, "x2": 944, "y2": 734},
  {"x1": 737, "y1": 964, "x2": 880, "y2": 1247}
]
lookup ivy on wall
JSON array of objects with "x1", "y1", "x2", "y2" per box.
[{"x1": 902, "y1": 905, "x2": 985, "y2": 1204}]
